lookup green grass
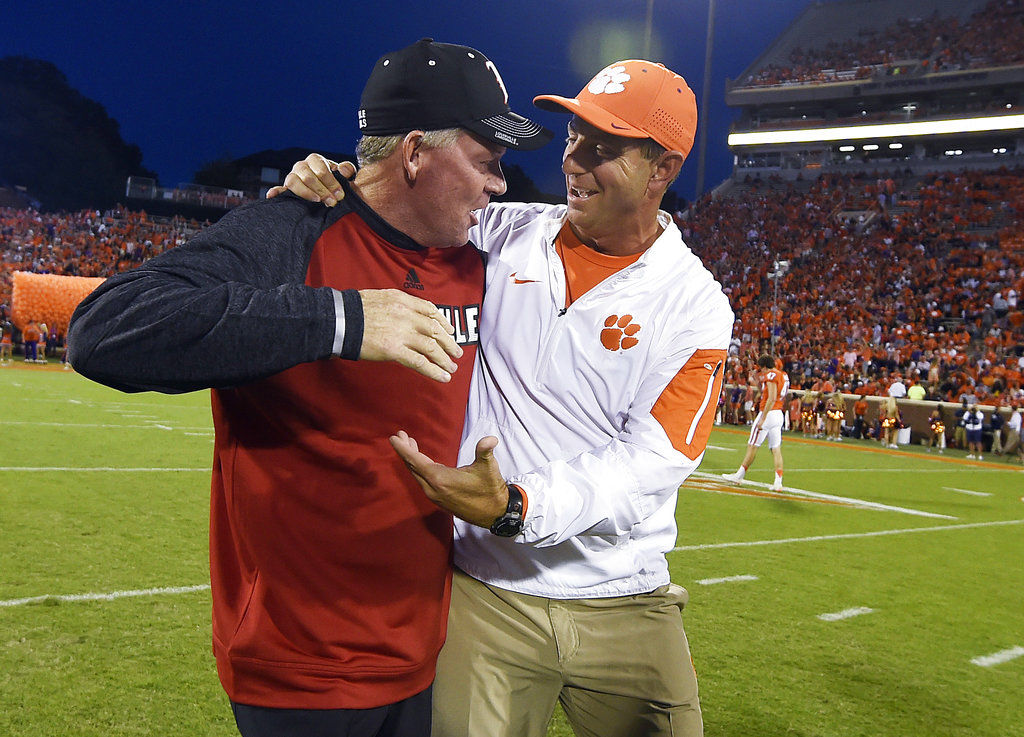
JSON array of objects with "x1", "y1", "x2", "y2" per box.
[{"x1": 2, "y1": 366, "x2": 1022, "y2": 736}]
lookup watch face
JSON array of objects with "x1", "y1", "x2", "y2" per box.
[
  {"x1": 490, "y1": 516, "x2": 523, "y2": 537},
  {"x1": 491, "y1": 484, "x2": 525, "y2": 537}
]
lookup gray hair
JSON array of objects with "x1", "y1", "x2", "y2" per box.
[{"x1": 355, "y1": 128, "x2": 462, "y2": 166}]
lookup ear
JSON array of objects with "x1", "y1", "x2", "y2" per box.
[
  {"x1": 400, "y1": 130, "x2": 427, "y2": 182},
  {"x1": 648, "y1": 150, "x2": 685, "y2": 194}
]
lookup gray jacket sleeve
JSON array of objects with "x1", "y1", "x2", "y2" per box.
[{"x1": 67, "y1": 195, "x2": 350, "y2": 394}]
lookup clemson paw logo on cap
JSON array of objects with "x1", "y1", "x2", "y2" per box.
[
  {"x1": 601, "y1": 314, "x2": 641, "y2": 351},
  {"x1": 587, "y1": 66, "x2": 630, "y2": 95}
]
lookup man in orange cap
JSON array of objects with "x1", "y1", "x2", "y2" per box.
[{"x1": 278, "y1": 59, "x2": 731, "y2": 737}]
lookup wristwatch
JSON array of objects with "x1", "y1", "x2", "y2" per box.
[{"x1": 489, "y1": 484, "x2": 525, "y2": 537}]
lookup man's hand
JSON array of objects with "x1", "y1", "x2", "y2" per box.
[
  {"x1": 266, "y1": 153, "x2": 356, "y2": 207},
  {"x1": 390, "y1": 431, "x2": 510, "y2": 528},
  {"x1": 359, "y1": 289, "x2": 462, "y2": 382}
]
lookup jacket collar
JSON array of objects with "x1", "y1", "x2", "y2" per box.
[{"x1": 544, "y1": 209, "x2": 690, "y2": 272}]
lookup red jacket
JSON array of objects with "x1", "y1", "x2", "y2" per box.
[
  {"x1": 68, "y1": 190, "x2": 483, "y2": 709},
  {"x1": 209, "y1": 209, "x2": 483, "y2": 709}
]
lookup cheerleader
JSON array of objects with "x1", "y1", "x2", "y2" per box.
[
  {"x1": 813, "y1": 393, "x2": 827, "y2": 438},
  {"x1": 801, "y1": 391, "x2": 818, "y2": 437},
  {"x1": 880, "y1": 396, "x2": 902, "y2": 449},
  {"x1": 926, "y1": 404, "x2": 946, "y2": 453},
  {"x1": 825, "y1": 392, "x2": 845, "y2": 441}
]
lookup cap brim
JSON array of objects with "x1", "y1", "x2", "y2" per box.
[
  {"x1": 463, "y1": 111, "x2": 553, "y2": 151},
  {"x1": 533, "y1": 94, "x2": 649, "y2": 140}
]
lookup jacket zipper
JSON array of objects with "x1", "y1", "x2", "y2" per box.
[
  {"x1": 535, "y1": 241, "x2": 644, "y2": 379},
  {"x1": 685, "y1": 360, "x2": 723, "y2": 445}
]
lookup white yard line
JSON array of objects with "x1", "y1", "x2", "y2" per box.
[
  {"x1": 705, "y1": 444, "x2": 735, "y2": 452},
  {"x1": 942, "y1": 487, "x2": 993, "y2": 497},
  {"x1": 818, "y1": 607, "x2": 875, "y2": 622},
  {"x1": 0, "y1": 467, "x2": 209, "y2": 472},
  {"x1": 719, "y1": 468, "x2": 1017, "y2": 473},
  {"x1": 696, "y1": 574, "x2": 758, "y2": 585},
  {"x1": 0, "y1": 421, "x2": 210, "y2": 431},
  {"x1": 0, "y1": 584, "x2": 210, "y2": 608},
  {"x1": 101, "y1": 400, "x2": 205, "y2": 409},
  {"x1": 970, "y1": 646, "x2": 1024, "y2": 667},
  {"x1": 690, "y1": 471, "x2": 955, "y2": 519},
  {"x1": 671, "y1": 518, "x2": 1024, "y2": 552}
]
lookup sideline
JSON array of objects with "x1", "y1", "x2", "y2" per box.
[
  {"x1": 671, "y1": 518, "x2": 1024, "y2": 552},
  {"x1": 713, "y1": 426, "x2": 1020, "y2": 469}
]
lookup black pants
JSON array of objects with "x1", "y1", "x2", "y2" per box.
[{"x1": 231, "y1": 686, "x2": 432, "y2": 737}]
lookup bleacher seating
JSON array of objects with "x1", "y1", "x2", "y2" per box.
[
  {"x1": 681, "y1": 167, "x2": 1024, "y2": 407},
  {"x1": 2, "y1": 169, "x2": 1021, "y2": 410},
  {"x1": 1, "y1": 206, "x2": 206, "y2": 330},
  {"x1": 737, "y1": 0, "x2": 1023, "y2": 89}
]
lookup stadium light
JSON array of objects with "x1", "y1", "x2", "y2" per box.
[
  {"x1": 839, "y1": 145, "x2": 855, "y2": 152},
  {"x1": 728, "y1": 114, "x2": 1024, "y2": 146},
  {"x1": 889, "y1": 143, "x2": 903, "y2": 149},
  {"x1": 769, "y1": 258, "x2": 790, "y2": 356},
  {"x1": 863, "y1": 144, "x2": 879, "y2": 151}
]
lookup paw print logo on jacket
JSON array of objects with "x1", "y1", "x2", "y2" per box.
[
  {"x1": 587, "y1": 65, "x2": 631, "y2": 95},
  {"x1": 601, "y1": 315, "x2": 641, "y2": 351}
]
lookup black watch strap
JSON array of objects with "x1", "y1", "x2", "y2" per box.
[{"x1": 489, "y1": 484, "x2": 525, "y2": 537}]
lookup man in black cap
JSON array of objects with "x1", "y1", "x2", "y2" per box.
[{"x1": 67, "y1": 39, "x2": 550, "y2": 737}]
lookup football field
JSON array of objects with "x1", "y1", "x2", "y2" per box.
[{"x1": 2, "y1": 366, "x2": 1022, "y2": 736}]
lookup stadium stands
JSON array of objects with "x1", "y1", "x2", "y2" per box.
[
  {"x1": 736, "y1": 0, "x2": 1022, "y2": 89},
  {"x1": 1, "y1": 206, "x2": 207, "y2": 340},
  {"x1": 725, "y1": 0, "x2": 1024, "y2": 183},
  {"x1": 682, "y1": 167, "x2": 1023, "y2": 409},
  {"x1": 3, "y1": 163, "x2": 1020, "y2": 414}
]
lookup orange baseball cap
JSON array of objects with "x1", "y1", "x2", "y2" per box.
[{"x1": 533, "y1": 60, "x2": 697, "y2": 157}]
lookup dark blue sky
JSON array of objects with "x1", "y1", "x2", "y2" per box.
[{"x1": 3, "y1": 0, "x2": 815, "y2": 201}]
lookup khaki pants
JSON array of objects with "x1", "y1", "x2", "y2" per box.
[
  {"x1": 432, "y1": 568, "x2": 702, "y2": 737},
  {"x1": 1002, "y1": 428, "x2": 1022, "y2": 457}
]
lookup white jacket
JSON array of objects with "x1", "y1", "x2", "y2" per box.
[{"x1": 454, "y1": 202, "x2": 733, "y2": 598}]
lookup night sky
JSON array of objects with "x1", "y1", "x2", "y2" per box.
[{"x1": 3, "y1": 0, "x2": 816, "y2": 202}]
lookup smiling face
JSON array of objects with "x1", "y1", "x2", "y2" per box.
[
  {"x1": 561, "y1": 117, "x2": 664, "y2": 253},
  {"x1": 410, "y1": 130, "x2": 507, "y2": 249}
]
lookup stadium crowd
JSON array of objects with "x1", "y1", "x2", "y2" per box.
[
  {"x1": 1, "y1": 206, "x2": 206, "y2": 331},
  {"x1": 4, "y1": 165, "x2": 1022, "y2": 416},
  {"x1": 741, "y1": 0, "x2": 1024, "y2": 88},
  {"x1": 682, "y1": 166, "x2": 1024, "y2": 411}
]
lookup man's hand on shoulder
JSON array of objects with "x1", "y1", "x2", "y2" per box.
[
  {"x1": 266, "y1": 153, "x2": 356, "y2": 207},
  {"x1": 359, "y1": 289, "x2": 462, "y2": 383}
]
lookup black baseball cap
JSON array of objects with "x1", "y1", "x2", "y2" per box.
[{"x1": 358, "y1": 38, "x2": 553, "y2": 151}]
